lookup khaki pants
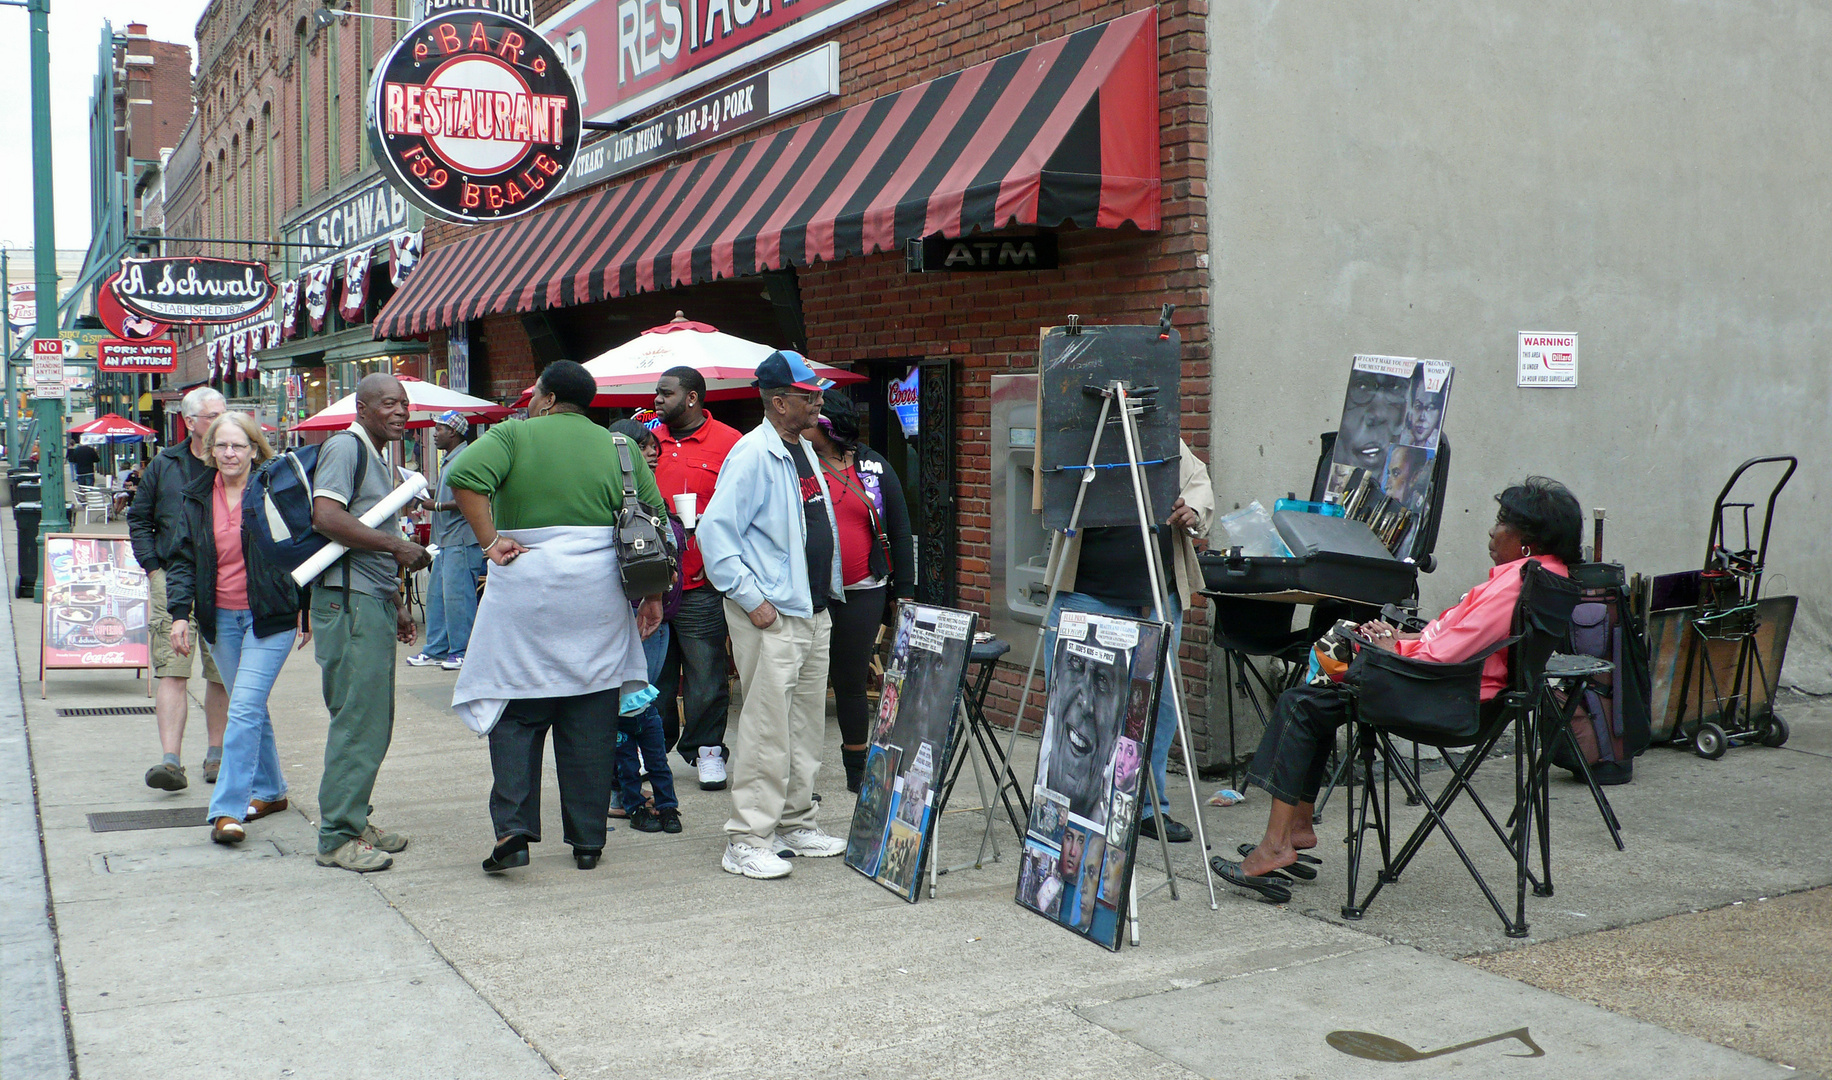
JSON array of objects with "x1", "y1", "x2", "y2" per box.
[
  {"x1": 723, "y1": 601, "x2": 831, "y2": 848},
  {"x1": 147, "y1": 569, "x2": 223, "y2": 683}
]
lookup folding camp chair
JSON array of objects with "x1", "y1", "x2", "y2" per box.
[{"x1": 1338, "y1": 560, "x2": 1581, "y2": 937}]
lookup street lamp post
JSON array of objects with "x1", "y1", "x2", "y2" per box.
[{"x1": 26, "y1": 0, "x2": 69, "y2": 601}]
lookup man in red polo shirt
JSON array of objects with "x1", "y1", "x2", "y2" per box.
[{"x1": 652, "y1": 366, "x2": 744, "y2": 790}]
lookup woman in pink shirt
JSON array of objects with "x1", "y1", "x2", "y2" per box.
[
  {"x1": 1213, "y1": 478, "x2": 1581, "y2": 901},
  {"x1": 165, "y1": 413, "x2": 311, "y2": 846}
]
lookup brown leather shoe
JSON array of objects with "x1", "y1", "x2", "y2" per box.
[
  {"x1": 245, "y1": 798, "x2": 288, "y2": 821},
  {"x1": 211, "y1": 817, "x2": 246, "y2": 845}
]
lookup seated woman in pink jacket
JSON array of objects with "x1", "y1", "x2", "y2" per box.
[{"x1": 1212, "y1": 477, "x2": 1581, "y2": 902}]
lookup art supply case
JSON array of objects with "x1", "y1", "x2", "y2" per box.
[{"x1": 1199, "y1": 511, "x2": 1417, "y2": 605}]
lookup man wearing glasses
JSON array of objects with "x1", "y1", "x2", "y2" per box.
[
  {"x1": 129, "y1": 386, "x2": 230, "y2": 791},
  {"x1": 696, "y1": 352, "x2": 846, "y2": 879}
]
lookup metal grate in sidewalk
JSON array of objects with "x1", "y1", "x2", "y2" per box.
[
  {"x1": 86, "y1": 807, "x2": 209, "y2": 832},
  {"x1": 56, "y1": 707, "x2": 156, "y2": 717}
]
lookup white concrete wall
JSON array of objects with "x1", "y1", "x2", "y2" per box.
[{"x1": 1206, "y1": 0, "x2": 1831, "y2": 690}]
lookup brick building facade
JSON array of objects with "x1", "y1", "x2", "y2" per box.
[
  {"x1": 164, "y1": 0, "x2": 422, "y2": 421},
  {"x1": 391, "y1": 0, "x2": 1219, "y2": 753}
]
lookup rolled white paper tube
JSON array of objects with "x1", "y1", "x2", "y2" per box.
[{"x1": 290, "y1": 474, "x2": 429, "y2": 586}]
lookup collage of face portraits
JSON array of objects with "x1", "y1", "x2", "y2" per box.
[
  {"x1": 1016, "y1": 611, "x2": 1168, "y2": 951},
  {"x1": 845, "y1": 604, "x2": 979, "y2": 902},
  {"x1": 1326, "y1": 355, "x2": 1456, "y2": 553}
]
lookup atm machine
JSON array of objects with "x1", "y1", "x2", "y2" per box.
[{"x1": 987, "y1": 373, "x2": 1052, "y2": 647}]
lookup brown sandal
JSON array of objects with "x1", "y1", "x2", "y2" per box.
[
  {"x1": 245, "y1": 798, "x2": 288, "y2": 821},
  {"x1": 211, "y1": 817, "x2": 246, "y2": 845}
]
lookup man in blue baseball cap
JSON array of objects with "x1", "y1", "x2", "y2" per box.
[
  {"x1": 407, "y1": 409, "x2": 484, "y2": 671},
  {"x1": 696, "y1": 350, "x2": 845, "y2": 878}
]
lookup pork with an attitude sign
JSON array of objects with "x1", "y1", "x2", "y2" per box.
[{"x1": 370, "y1": 11, "x2": 582, "y2": 224}]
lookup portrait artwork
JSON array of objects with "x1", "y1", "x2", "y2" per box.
[
  {"x1": 1325, "y1": 355, "x2": 1455, "y2": 557},
  {"x1": 1017, "y1": 610, "x2": 1168, "y2": 950},
  {"x1": 845, "y1": 603, "x2": 979, "y2": 902}
]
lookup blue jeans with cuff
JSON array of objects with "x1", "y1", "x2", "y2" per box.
[{"x1": 205, "y1": 608, "x2": 296, "y2": 823}]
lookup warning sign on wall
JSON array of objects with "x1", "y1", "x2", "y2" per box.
[{"x1": 1518, "y1": 332, "x2": 1578, "y2": 388}]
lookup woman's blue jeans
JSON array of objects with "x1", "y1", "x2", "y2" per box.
[
  {"x1": 205, "y1": 609, "x2": 296, "y2": 823},
  {"x1": 1045, "y1": 592, "x2": 1185, "y2": 819}
]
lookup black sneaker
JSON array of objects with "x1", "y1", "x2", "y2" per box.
[
  {"x1": 659, "y1": 808, "x2": 682, "y2": 834},
  {"x1": 629, "y1": 806, "x2": 665, "y2": 833},
  {"x1": 1139, "y1": 815, "x2": 1193, "y2": 843}
]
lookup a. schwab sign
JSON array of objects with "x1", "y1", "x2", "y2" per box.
[
  {"x1": 288, "y1": 178, "x2": 413, "y2": 265},
  {"x1": 539, "y1": 0, "x2": 893, "y2": 126}
]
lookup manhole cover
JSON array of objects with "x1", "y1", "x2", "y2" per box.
[
  {"x1": 57, "y1": 707, "x2": 157, "y2": 717},
  {"x1": 86, "y1": 807, "x2": 209, "y2": 832}
]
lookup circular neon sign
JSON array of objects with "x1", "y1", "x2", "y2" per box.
[{"x1": 369, "y1": 11, "x2": 581, "y2": 224}]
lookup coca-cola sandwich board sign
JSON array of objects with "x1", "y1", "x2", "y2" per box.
[
  {"x1": 112, "y1": 257, "x2": 276, "y2": 325},
  {"x1": 370, "y1": 11, "x2": 582, "y2": 224}
]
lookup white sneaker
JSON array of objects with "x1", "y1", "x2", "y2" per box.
[
  {"x1": 697, "y1": 747, "x2": 728, "y2": 791},
  {"x1": 722, "y1": 840, "x2": 791, "y2": 879},
  {"x1": 440, "y1": 655, "x2": 464, "y2": 670},
  {"x1": 772, "y1": 826, "x2": 845, "y2": 858},
  {"x1": 405, "y1": 653, "x2": 442, "y2": 667}
]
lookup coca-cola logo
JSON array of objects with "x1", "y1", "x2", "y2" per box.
[{"x1": 80, "y1": 651, "x2": 129, "y2": 665}]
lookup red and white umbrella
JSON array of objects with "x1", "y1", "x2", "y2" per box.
[
  {"x1": 291, "y1": 375, "x2": 512, "y2": 431},
  {"x1": 70, "y1": 413, "x2": 157, "y2": 439},
  {"x1": 512, "y1": 314, "x2": 863, "y2": 408}
]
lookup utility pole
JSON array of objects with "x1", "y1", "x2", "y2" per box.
[
  {"x1": 2, "y1": 248, "x2": 14, "y2": 465},
  {"x1": 28, "y1": 0, "x2": 69, "y2": 578}
]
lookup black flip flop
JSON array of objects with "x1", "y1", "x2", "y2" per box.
[
  {"x1": 1236, "y1": 844, "x2": 1318, "y2": 881},
  {"x1": 1233, "y1": 843, "x2": 1323, "y2": 867},
  {"x1": 1210, "y1": 857, "x2": 1291, "y2": 904}
]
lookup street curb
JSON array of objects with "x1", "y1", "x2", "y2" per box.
[{"x1": 0, "y1": 501, "x2": 78, "y2": 1080}]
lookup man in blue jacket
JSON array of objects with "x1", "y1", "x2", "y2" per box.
[{"x1": 696, "y1": 351, "x2": 846, "y2": 879}]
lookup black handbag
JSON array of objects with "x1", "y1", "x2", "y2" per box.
[
  {"x1": 611, "y1": 435, "x2": 675, "y2": 600},
  {"x1": 1347, "y1": 642, "x2": 1502, "y2": 743}
]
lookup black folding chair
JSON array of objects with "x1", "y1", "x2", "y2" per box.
[{"x1": 1338, "y1": 561, "x2": 1582, "y2": 937}]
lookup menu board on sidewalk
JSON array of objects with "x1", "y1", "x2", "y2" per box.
[{"x1": 40, "y1": 534, "x2": 151, "y2": 694}]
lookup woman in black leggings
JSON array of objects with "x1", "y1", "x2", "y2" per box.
[{"x1": 808, "y1": 396, "x2": 914, "y2": 791}]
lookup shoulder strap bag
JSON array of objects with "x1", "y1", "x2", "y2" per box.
[{"x1": 611, "y1": 434, "x2": 675, "y2": 599}]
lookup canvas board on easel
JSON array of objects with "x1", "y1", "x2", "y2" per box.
[{"x1": 1014, "y1": 610, "x2": 1167, "y2": 950}]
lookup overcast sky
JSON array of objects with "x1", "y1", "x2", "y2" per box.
[{"x1": 0, "y1": 1, "x2": 210, "y2": 254}]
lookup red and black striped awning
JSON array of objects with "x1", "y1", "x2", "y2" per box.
[{"x1": 374, "y1": 8, "x2": 1160, "y2": 338}]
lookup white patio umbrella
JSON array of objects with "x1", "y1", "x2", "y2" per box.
[
  {"x1": 291, "y1": 375, "x2": 510, "y2": 431},
  {"x1": 511, "y1": 313, "x2": 862, "y2": 407}
]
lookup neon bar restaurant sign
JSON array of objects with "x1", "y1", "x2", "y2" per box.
[{"x1": 370, "y1": 11, "x2": 583, "y2": 224}]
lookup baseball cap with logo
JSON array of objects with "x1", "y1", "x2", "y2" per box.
[
  {"x1": 752, "y1": 350, "x2": 834, "y2": 392},
  {"x1": 434, "y1": 409, "x2": 468, "y2": 433}
]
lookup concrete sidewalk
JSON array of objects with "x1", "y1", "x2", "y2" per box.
[{"x1": 3, "y1": 507, "x2": 1819, "y2": 1079}]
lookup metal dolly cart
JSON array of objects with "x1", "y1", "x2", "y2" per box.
[{"x1": 1673, "y1": 455, "x2": 1797, "y2": 758}]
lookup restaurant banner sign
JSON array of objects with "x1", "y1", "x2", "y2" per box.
[
  {"x1": 111, "y1": 257, "x2": 276, "y2": 325},
  {"x1": 539, "y1": 0, "x2": 891, "y2": 125},
  {"x1": 371, "y1": 10, "x2": 583, "y2": 224},
  {"x1": 40, "y1": 535, "x2": 153, "y2": 691},
  {"x1": 553, "y1": 42, "x2": 838, "y2": 198}
]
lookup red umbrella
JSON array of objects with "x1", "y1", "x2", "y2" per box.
[{"x1": 70, "y1": 413, "x2": 157, "y2": 439}]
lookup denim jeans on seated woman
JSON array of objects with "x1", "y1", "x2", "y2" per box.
[{"x1": 206, "y1": 608, "x2": 297, "y2": 824}]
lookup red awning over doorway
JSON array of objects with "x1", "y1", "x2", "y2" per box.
[{"x1": 373, "y1": 8, "x2": 1160, "y2": 338}]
